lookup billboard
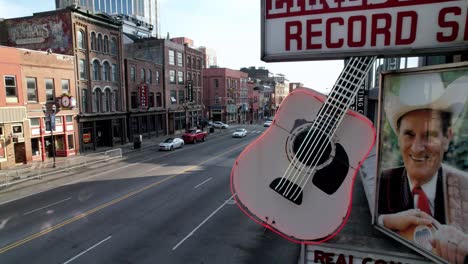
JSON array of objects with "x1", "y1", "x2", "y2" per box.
[
  {"x1": 1, "y1": 12, "x2": 73, "y2": 55},
  {"x1": 262, "y1": 0, "x2": 468, "y2": 61},
  {"x1": 375, "y1": 62, "x2": 468, "y2": 263}
]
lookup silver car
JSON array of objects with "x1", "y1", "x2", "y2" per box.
[
  {"x1": 159, "y1": 138, "x2": 184, "y2": 151},
  {"x1": 232, "y1": 128, "x2": 247, "y2": 138},
  {"x1": 213, "y1": 121, "x2": 229, "y2": 129}
]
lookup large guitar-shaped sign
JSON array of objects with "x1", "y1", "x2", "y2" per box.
[{"x1": 231, "y1": 56, "x2": 376, "y2": 243}]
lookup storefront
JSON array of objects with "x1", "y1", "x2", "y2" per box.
[
  {"x1": 128, "y1": 110, "x2": 166, "y2": 141},
  {"x1": 78, "y1": 114, "x2": 126, "y2": 152},
  {"x1": 0, "y1": 108, "x2": 29, "y2": 169}
]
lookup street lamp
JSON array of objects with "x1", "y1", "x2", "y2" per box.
[{"x1": 42, "y1": 104, "x2": 57, "y2": 168}]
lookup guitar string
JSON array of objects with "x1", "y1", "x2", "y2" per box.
[
  {"x1": 288, "y1": 57, "x2": 373, "y2": 200},
  {"x1": 275, "y1": 57, "x2": 362, "y2": 195},
  {"x1": 290, "y1": 57, "x2": 376, "y2": 201},
  {"x1": 277, "y1": 56, "x2": 367, "y2": 196},
  {"x1": 282, "y1": 57, "x2": 370, "y2": 199}
]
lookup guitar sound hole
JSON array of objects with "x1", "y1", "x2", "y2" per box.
[{"x1": 293, "y1": 128, "x2": 332, "y2": 167}]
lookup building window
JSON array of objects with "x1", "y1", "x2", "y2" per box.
[
  {"x1": 170, "y1": 90, "x2": 177, "y2": 104},
  {"x1": 81, "y1": 89, "x2": 88, "y2": 113},
  {"x1": 66, "y1": 115, "x2": 73, "y2": 123},
  {"x1": 45, "y1": 79, "x2": 54, "y2": 102},
  {"x1": 27, "y1": 77, "x2": 38, "y2": 102},
  {"x1": 178, "y1": 71, "x2": 184, "y2": 84},
  {"x1": 169, "y1": 70, "x2": 176, "y2": 84},
  {"x1": 104, "y1": 89, "x2": 111, "y2": 112},
  {"x1": 214, "y1": 79, "x2": 219, "y2": 88},
  {"x1": 77, "y1": 30, "x2": 86, "y2": 49},
  {"x1": 30, "y1": 118, "x2": 40, "y2": 126},
  {"x1": 187, "y1": 72, "x2": 192, "y2": 81},
  {"x1": 198, "y1": 73, "x2": 201, "y2": 86},
  {"x1": 156, "y1": 92, "x2": 162, "y2": 107},
  {"x1": 91, "y1": 32, "x2": 96, "y2": 50},
  {"x1": 177, "y1": 52, "x2": 183, "y2": 66},
  {"x1": 131, "y1": 91, "x2": 138, "y2": 108},
  {"x1": 112, "y1": 90, "x2": 118, "y2": 111},
  {"x1": 198, "y1": 58, "x2": 202, "y2": 70},
  {"x1": 4, "y1": 75, "x2": 17, "y2": 98},
  {"x1": 110, "y1": 37, "x2": 117, "y2": 55},
  {"x1": 97, "y1": 34, "x2": 103, "y2": 52},
  {"x1": 140, "y1": 68, "x2": 145, "y2": 83},
  {"x1": 187, "y1": 56, "x2": 191, "y2": 68},
  {"x1": 156, "y1": 71, "x2": 160, "y2": 84},
  {"x1": 147, "y1": 69, "x2": 152, "y2": 84},
  {"x1": 103, "y1": 62, "x2": 110, "y2": 81},
  {"x1": 79, "y1": 59, "x2": 87, "y2": 80},
  {"x1": 112, "y1": 64, "x2": 118, "y2": 82},
  {"x1": 93, "y1": 88, "x2": 102, "y2": 112},
  {"x1": 131, "y1": 67, "x2": 136, "y2": 82},
  {"x1": 169, "y1": 50, "x2": 175, "y2": 65},
  {"x1": 62, "y1": 79, "x2": 70, "y2": 94},
  {"x1": 149, "y1": 92, "x2": 155, "y2": 108},
  {"x1": 93, "y1": 61, "x2": 100, "y2": 80},
  {"x1": 0, "y1": 138, "x2": 5, "y2": 160},
  {"x1": 103, "y1": 35, "x2": 109, "y2": 53},
  {"x1": 178, "y1": 90, "x2": 185, "y2": 104}
]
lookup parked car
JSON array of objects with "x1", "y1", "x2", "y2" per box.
[
  {"x1": 232, "y1": 128, "x2": 247, "y2": 138},
  {"x1": 263, "y1": 120, "x2": 272, "y2": 127},
  {"x1": 212, "y1": 121, "x2": 229, "y2": 129},
  {"x1": 182, "y1": 129, "x2": 208, "y2": 144},
  {"x1": 159, "y1": 138, "x2": 184, "y2": 151}
]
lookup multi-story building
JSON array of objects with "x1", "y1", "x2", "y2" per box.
[
  {"x1": 0, "y1": 46, "x2": 79, "y2": 169},
  {"x1": 124, "y1": 58, "x2": 164, "y2": 140},
  {"x1": 199, "y1": 46, "x2": 217, "y2": 68},
  {"x1": 55, "y1": 0, "x2": 159, "y2": 37},
  {"x1": 289, "y1": 82, "x2": 303, "y2": 93},
  {"x1": 0, "y1": 7, "x2": 127, "y2": 152},
  {"x1": 203, "y1": 68, "x2": 248, "y2": 124},
  {"x1": 273, "y1": 74, "x2": 289, "y2": 108}
]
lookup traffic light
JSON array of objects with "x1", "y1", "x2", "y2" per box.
[{"x1": 186, "y1": 80, "x2": 194, "y2": 102}]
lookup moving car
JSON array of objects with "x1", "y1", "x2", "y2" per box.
[
  {"x1": 232, "y1": 128, "x2": 247, "y2": 138},
  {"x1": 212, "y1": 121, "x2": 229, "y2": 129},
  {"x1": 263, "y1": 120, "x2": 272, "y2": 127},
  {"x1": 182, "y1": 129, "x2": 208, "y2": 144},
  {"x1": 159, "y1": 138, "x2": 184, "y2": 151}
]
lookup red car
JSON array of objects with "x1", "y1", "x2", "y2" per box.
[{"x1": 182, "y1": 129, "x2": 208, "y2": 144}]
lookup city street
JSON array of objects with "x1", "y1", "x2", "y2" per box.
[{"x1": 0, "y1": 125, "x2": 300, "y2": 264}]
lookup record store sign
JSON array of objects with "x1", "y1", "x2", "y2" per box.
[{"x1": 261, "y1": 0, "x2": 468, "y2": 62}]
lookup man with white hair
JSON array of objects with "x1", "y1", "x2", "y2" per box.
[{"x1": 377, "y1": 71, "x2": 468, "y2": 263}]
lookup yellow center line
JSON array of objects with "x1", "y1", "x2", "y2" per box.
[{"x1": 0, "y1": 142, "x2": 249, "y2": 254}]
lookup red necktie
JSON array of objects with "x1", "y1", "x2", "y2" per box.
[{"x1": 412, "y1": 187, "x2": 432, "y2": 216}]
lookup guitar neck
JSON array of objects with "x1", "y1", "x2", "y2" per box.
[{"x1": 314, "y1": 56, "x2": 376, "y2": 134}]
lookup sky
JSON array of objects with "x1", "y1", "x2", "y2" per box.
[{"x1": 0, "y1": 0, "x2": 344, "y2": 93}]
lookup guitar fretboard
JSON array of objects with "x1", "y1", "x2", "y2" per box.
[{"x1": 313, "y1": 56, "x2": 376, "y2": 135}]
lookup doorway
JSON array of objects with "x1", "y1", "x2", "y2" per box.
[{"x1": 14, "y1": 143, "x2": 26, "y2": 164}]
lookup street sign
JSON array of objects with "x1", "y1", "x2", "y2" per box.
[{"x1": 262, "y1": 0, "x2": 468, "y2": 61}]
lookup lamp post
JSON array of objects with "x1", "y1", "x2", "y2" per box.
[
  {"x1": 42, "y1": 104, "x2": 56, "y2": 168},
  {"x1": 183, "y1": 100, "x2": 189, "y2": 131}
]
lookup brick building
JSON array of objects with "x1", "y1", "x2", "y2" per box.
[
  {"x1": 0, "y1": 46, "x2": 79, "y2": 169},
  {"x1": 0, "y1": 7, "x2": 127, "y2": 152}
]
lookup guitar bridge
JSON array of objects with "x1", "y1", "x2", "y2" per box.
[{"x1": 269, "y1": 178, "x2": 303, "y2": 205}]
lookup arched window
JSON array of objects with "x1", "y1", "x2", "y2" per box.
[
  {"x1": 92, "y1": 60, "x2": 100, "y2": 80},
  {"x1": 81, "y1": 89, "x2": 88, "y2": 113},
  {"x1": 147, "y1": 69, "x2": 152, "y2": 84},
  {"x1": 197, "y1": 59, "x2": 202, "y2": 70},
  {"x1": 103, "y1": 35, "x2": 109, "y2": 53},
  {"x1": 102, "y1": 62, "x2": 110, "y2": 81},
  {"x1": 97, "y1": 34, "x2": 103, "y2": 52},
  {"x1": 93, "y1": 88, "x2": 102, "y2": 112},
  {"x1": 77, "y1": 30, "x2": 85, "y2": 49},
  {"x1": 90, "y1": 32, "x2": 96, "y2": 50},
  {"x1": 187, "y1": 56, "x2": 191, "y2": 68},
  {"x1": 140, "y1": 68, "x2": 145, "y2": 83},
  {"x1": 110, "y1": 37, "x2": 117, "y2": 55},
  {"x1": 104, "y1": 89, "x2": 111, "y2": 112}
]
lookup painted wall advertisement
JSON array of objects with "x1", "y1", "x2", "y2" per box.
[
  {"x1": 1, "y1": 12, "x2": 73, "y2": 55},
  {"x1": 376, "y1": 64, "x2": 468, "y2": 263}
]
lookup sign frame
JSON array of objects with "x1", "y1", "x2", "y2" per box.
[{"x1": 261, "y1": 0, "x2": 468, "y2": 62}]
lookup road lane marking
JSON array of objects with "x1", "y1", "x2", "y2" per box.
[
  {"x1": 194, "y1": 178, "x2": 212, "y2": 189},
  {"x1": 172, "y1": 194, "x2": 235, "y2": 251},
  {"x1": 0, "y1": 142, "x2": 249, "y2": 255},
  {"x1": 23, "y1": 197, "x2": 72, "y2": 216},
  {"x1": 62, "y1": 236, "x2": 112, "y2": 264}
]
